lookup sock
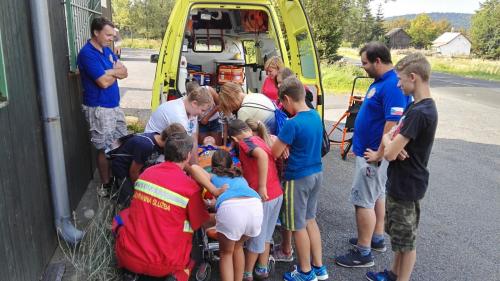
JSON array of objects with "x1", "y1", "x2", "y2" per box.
[
  {"x1": 312, "y1": 264, "x2": 322, "y2": 269},
  {"x1": 243, "y1": 271, "x2": 253, "y2": 278},
  {"x1": 299, "y1": 269, "x2": 312, "y2": 275},
  {"x1": 255, "y1": 263, "x2": 268, "y2": 273},
  {"x1": 356, "y1": 244, "x2": 371, "y2": 256},
  {"x1": 372, "y1": 233, "x2": 385, "y2": 243}
]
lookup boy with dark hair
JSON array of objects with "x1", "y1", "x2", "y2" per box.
[
  {"x1": 114, "y1": 130, "x2": 213, "y2": 281},
  {"x1": 366, "y1": 52, "x2": 438, "y2": 281},
  {"x1": 272, "y1": 77, "x2": 327, "y2": 281}
]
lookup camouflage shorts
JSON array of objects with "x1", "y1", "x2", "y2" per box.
[
  {"x1": 82, "y1": 105, "x2": 127, "y2": 150},
  {"x1": 385, "y1": 195, "x2": 421, "y2": 252}
]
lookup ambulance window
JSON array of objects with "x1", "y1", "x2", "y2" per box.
[
  {"x1": 0, "y1": 29, "x2": 8, "y2": 108},
  {"x1": 296, "y1": 32, "x2": 316, "y2": 79},
  {"x1": 243, "y1": 41, "x2": 257, "y2": 64},
  {"x1": 194, "y1": 38, "x2": 223, "y2": 52}
]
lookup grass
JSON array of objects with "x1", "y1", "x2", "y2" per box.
[
  {"x1": 321, "y1": 62, "x2": 372, "y2": 95},
  {"x1": 121, "y1": 38, "x2": 162, "y2": 50},
  {"x1": 337, "y1": 47, "x2": 500, "y2": 82},
  {"x1": 57, "y1": 195, "x2": 121, "y2": 281}
]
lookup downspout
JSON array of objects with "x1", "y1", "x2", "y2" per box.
[{"x1": 30, "y1": 0, "x2": 84, "y2": 244}]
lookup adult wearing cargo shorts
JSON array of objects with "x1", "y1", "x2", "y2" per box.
[
  {"x1": 336, "y1": 42, "x2": 410, "y2": 268},
  {"x1": 77, "y1": 17, "x2": 128, "y2": 195}
]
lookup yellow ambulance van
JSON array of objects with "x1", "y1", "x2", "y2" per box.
[{"x1": 150, "y1": 0, "x2": 324, "y2": 116}]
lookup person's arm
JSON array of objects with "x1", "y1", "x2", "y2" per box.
[
  {"x1": 200, "y1": 105, "x2": 219, "y2": 125},
  {"x1": 364, "y1": 121, "x2": 397, "y2": 162},
  {"x1": 189, "y1": 133, "x2": 199, "y2": 165},
  {"x1": 251, "y1": 147, "x2": 269, "y2": 201},
  {"x1": 382, "y1": 133, "x2": 410, "y2": 161},
  {"x1": 95, "y1": 61, "x2": 128, "y2": 88},
  {"x1": 128, "y1": 161, "x2": 144, "y2": 182},
  {"x1": 187, "y1": 164, "x2": 226, "y2": 197},
  {"x1": 271, "y1": 138, "x2": 288, "y2": 159}
]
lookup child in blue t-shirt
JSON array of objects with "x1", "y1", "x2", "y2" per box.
[
  {"x1": 271, "y1": 77, "x2": 328, "y2": 281},
  {"x1": 189, "y1": 150, "x2": 263, "y2": 281}
]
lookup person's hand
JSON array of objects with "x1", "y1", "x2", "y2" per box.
[
  {"x1": 258, "y1": 186, "x2": 269, "y2": 201},
  {"x1": 281, "y1": 146, "x2": 290, "y2": 159},
  {"x1": 397, "y1": 149, "x2": 409, "y2": 161},
  {"x1": 364, "y1": 148, "x2": 382, "y2": 163},
  {"x1": 212, "y1": 184, "x2": 228, "y2": 198},
  {"x1": 113, "y1": 61, "x2": 128, "y2": 78}
]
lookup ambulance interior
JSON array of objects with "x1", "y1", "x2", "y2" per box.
[{"x1": 178, "y1": 8, "x2": 283, "y2": 95}]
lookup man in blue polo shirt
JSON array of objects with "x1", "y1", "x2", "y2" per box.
[
  {"x1": 77, "y1": 17, "x2": 128, "y2": 195},
  {"x1": 336, "y1": 42, "x2": 411, "y2": 268}
]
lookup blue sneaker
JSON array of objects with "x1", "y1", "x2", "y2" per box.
[
  {"x1": 312, "y1": 265, "x2": 328, "y2": 280},
  {"x1": 283, "y1": 266, "x2": 318, "y2": 281},
  {"x1": 366, "y1": 270, "x2": 396, "y2": 281},
  {"x1": 349, "y1": 237, "x2": 387, "y2": 252},
  {"x1": 335, "y1": 248, "x2": 374, "y2": 268}
]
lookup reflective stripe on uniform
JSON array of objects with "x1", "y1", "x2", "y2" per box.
[
  {"x1": 135, "y1": 179, "x2": 189, "y2": 208},
  {"x1": 183, "y1": 220, "x2": 193, "y2": 233}
]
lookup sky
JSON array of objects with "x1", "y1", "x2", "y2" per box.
[{"x1": 370, "y1": 0, "x2": 483, "y2": 17}]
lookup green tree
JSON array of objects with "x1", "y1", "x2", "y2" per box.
[
  {"x1": 301, "y1": 0, "x2": 348, "y2": 62},
  {"x1": 113, "y1": 0, "x2": 174, "y2": 39},
  {"x1": 371, "y1": 4, "x2": 386, "y2": 41},
  {"x1": 470, "y1": 0, "x2": 500, "y2": 59},
  {"x1": 407, "y1": 13, "x2": 449, "y2": 48},
  {"x1": 384, "y1": 17, "x2": 411, "y2": 31}
]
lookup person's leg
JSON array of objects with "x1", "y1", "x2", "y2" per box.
[
  {"x1": 244, "y1": 250, "x2": 259, "y2": 276},
  {"x1": 234, "y1": 236, "x2": 249, "y2": 281},
  {"x1": 307, "y1": 219, "x2": 323, "y2": 267},
  {"x1": 218, "y1": 232, "x2": 236, "y2": 281},
  {"x1": 281, "y1": 229, "x2": 293, "y2": 254},
  {"x1": 97, "y1": 150, "x2": 111, "y2": 184},
  {"x1": 397, "y1": 250, "x2": 416, "y2": 281},
  {"x1": 256, "y1": 243, "x2": 271, "y2": 269},
  {"x1": 391, "y1": 252, "x2": 402, "y2": 277},
  {"x1": 293, "y1": 228, "x2": 311, "y2": 272},
  {"x1": 374, "y1": 198, "x2": 385, "y2": 236},
  {"x1": 356, "y1": 206, "x2": 376, "y2": 248}
]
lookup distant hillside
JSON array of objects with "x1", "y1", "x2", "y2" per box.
[{"x1": 386, "y1": 13, "x2": 473, "y2": 30}]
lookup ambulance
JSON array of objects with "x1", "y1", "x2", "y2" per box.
[{"x1": 150, "y1": 0, "x2": 324, "y2": 116}]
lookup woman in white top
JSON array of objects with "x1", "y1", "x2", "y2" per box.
[
  {"x1": 218, "y1": 82, "x2": 277, "y2": 144},
  {"x1": 145, "y1": 86, "x2": 213, "y2": 163}
]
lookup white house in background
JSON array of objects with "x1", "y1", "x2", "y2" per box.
[{"x1": 432, "y1": 32, "x2": 472, "y2": 57}]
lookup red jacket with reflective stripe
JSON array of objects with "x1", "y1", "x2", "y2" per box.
[{"x1": 115, "y1": 162, "x2": 209, "y2": 277}]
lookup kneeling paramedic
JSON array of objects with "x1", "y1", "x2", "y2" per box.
[{"x1": 114, "y1": 130, "x2": 214, "y2": 281}]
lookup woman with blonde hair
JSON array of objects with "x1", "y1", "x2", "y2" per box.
[
  {"x1": 262, "y1": 56, "x2": 284, "y2": 103},
  {"x1": 219, "y1": 82, "x2": 278, "y2": 143}
]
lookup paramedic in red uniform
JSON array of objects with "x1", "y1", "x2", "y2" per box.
[{"x1": 114, "y1": 130, "x2": 213, "y2": 281}]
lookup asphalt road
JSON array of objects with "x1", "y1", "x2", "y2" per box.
[{"x1": 119, "y1": 49, "x2": 500, "y2": 281}]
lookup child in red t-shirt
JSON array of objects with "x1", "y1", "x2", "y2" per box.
[{"x1": 228, "y1": 119, "x2": 284, "y2": 280}]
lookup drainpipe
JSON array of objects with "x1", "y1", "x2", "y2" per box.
[{"x1": 30, "y1": 0, "x2": 84, "y2": 244}]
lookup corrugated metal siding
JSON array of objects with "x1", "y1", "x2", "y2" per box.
[
  {"x1": 47, "y1": 0, "x2": 95, "y2": 209},
  {"x1": 0, "y1": 0, "x2": 56, "y2": 280}
]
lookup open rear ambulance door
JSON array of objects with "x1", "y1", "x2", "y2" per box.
[
  {"x1": 276, "y1": 0, "x2": 325, "y2": 116},
  {"x1": 151, "y1": 1, "x2": 189, "y2": 110}
]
